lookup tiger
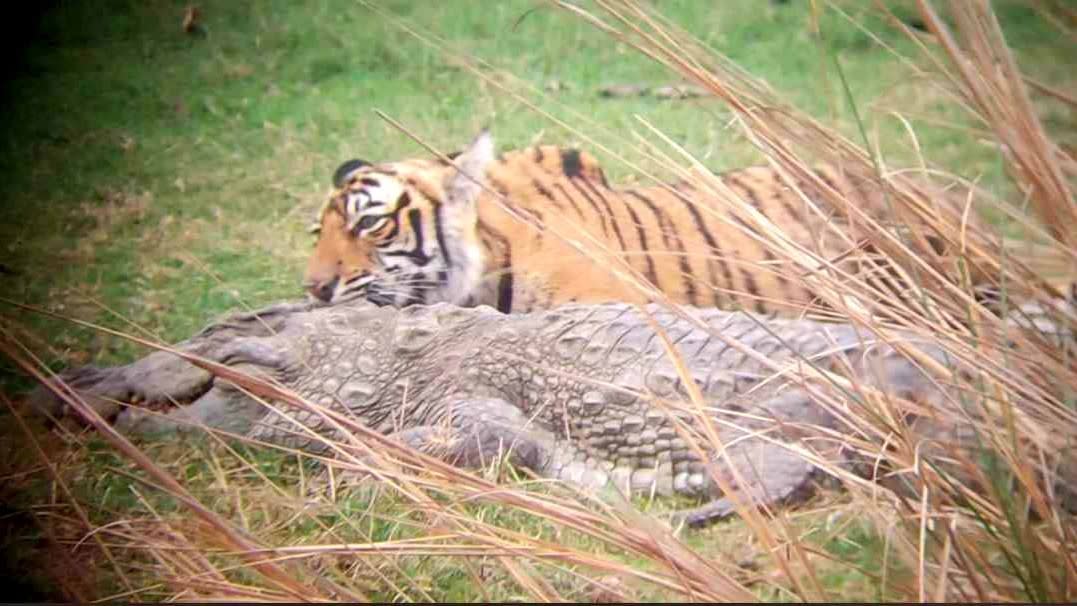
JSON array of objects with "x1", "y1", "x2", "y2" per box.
[{"x1": 304, "y1": 129, "x2": 997, "y2": 318}]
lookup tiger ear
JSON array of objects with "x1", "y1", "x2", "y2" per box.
[
  {"x1": 332, "y1": 159, "x2": 370, "y2": 188},
  {"x1": 444, "y1": 129, "x2": 494, "y2": 209}
]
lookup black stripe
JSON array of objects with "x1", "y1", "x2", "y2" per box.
[
  {"x1": 533, "y1": 146, "x2": 545, "y2": 164},
  {"x1": 765, "y1": 171, "x2": 817, "y2": 304},
  {"x1": 770, "y1": 170, "x2": 805, "y2": 224},
  {"x1": 555, "y1": 182, "x2": 607, "y2": 236},
  {"x1": 740, "y1": 266, "x2": 766, "y2": 313},
  {"x1": 375, "y1": 192, "x2": 408, "y2": 241},
  {"x1": 495, "y1": 182, "x2": 546, "y2": 245},
  {"x1": 760, "y1": 247, "x2": 793, "y2": 306},
  {"x1": 814, "y1": 169, "x2": 842, "y2": 196},
  {"x1": 669, "y1": 188, "x2": 729, "y2": 307},
  {"x1": 366, "y1": 188, "x2": 408, "y2": 212},
  {"x1": 721, "y1": 210, "x2": 771, "y2": 314},
  {"x1": 431, "y1": 200, "x2": 453, "y2": 268},
  {"x1": 570, "y1": 179, "x2": 627, "y2": 251},
  {"x1": 595, "y1": 164, "x2": 611, "y2": 189},
  {"x1": 625, "y1": 190, "x2": 699, "y2": 305},
  {"x1": 520, "y1": 206, "x2": 544, "y2": 224},
  {"x1": 584, "y1": 180, "x2": 659, "y2": 290},
  {"x1": 409, "y1": 270, "x2": 428, "y2": 304},
  {"x1": 723, "y1": 176, "x2": 775, "y2": 312},
  {"x1": 382, "y1": 208, "x2": 432, "y2": 265},
  {"x1": 516, "y1": 157, "x2": 586, "y2": 222},
  {"x1": 478, "y1": 220, "x2": 513, "y2": 313},
  {"x1": 723, "y1": 174, "x2": 760, "y2": 209},
  {"x1": 496, "y1": 262, "x2": 514, "y2": 313},
  {"x1": 528, "y1": 179, "x2": 569, "y2": 214},
  {"x1": 381, "y1": 216, "x2": 402, "y2": 241},
  {"x1": 436, "y1": 151, "x2": 463, "y2": 166},
  {"x1": 542, "y1": 179, "x2": 585, "y2": 222}
]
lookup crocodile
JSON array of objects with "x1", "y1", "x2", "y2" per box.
[{"x1": 28, "y1": 299, "x2": 1076, "y2": 526}]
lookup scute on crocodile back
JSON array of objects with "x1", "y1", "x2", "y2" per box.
[
  {"x1": 30, "y1": 298, "x2": 1077, "y2": 527},
  {"x1": 392, "y1": 310, "x2": 444, "y2": 354}
]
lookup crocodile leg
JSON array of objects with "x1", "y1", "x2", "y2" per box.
[
  {"x1": 313, "y1": 396, "x2": 555, "y2": 496},
  {"x1": 30, "y1": 332, "x2": 294, "y2": 438},
  {"x1": 672, "y1": 385, "x2": 847, "y2": 528},
  {"x1": 675, "y1": 441, "x2": 821, "y2": 528},
  {"x1": 29, "y1": 351, "x2": 215, "y2": 425},
  {"x1": 114, "y1": 383, "x2": 268, "y2": 437},
  {"x1": 370, "y1": 398, "x2": 553, "y2": 472}
]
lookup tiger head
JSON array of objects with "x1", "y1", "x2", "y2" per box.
[{"x1": 304, "y1": 131, "x2": 494, "y2": 306}]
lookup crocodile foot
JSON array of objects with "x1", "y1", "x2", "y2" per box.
[
  {"x1": 27, "y1": 338, "x2": 290, "y2": 438},
  {"x1": 670, "y1": 442, "x2": 825, "y2": 528}
]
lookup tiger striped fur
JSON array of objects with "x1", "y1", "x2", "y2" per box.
[{"x1": 305, "y1": 130, "x2": 990, "y2": 317}]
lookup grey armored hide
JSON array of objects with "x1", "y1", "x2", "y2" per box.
[{"x1": 28, "y1": 300, "x2": 1072, "y2": 526}]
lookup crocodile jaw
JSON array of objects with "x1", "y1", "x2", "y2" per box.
[{"x1": 114, "y1": 383, "x2": 270, "y2": 437}]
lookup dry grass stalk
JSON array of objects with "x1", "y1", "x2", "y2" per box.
[
  {"x1": 549, "y1": 0, "x2": 1077, "y2": 601},
  {"x1": 913, "y1": 1, "x2": 1076, "y2": 249},
  {"x1": 5, "y1": 301, "x2": 765, "y2": 601},
  {"x1": 4, "y1": 0, "x2": 1076, "y2": 601}
]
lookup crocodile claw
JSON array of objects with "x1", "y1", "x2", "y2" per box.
[{"x1": 671, "y1": 499, "x2": 740, "y2": 528}]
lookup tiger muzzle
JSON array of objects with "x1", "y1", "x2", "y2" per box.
[{"x1": 306, "y1": 276, "x2": 339, "y2": 302}]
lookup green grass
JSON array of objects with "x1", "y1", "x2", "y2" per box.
[
  {"x1": 2, "y1": 0, "x2": 1073, "y2": 367},
  {"x1": 0, "y1": 0, "x2": 1074, "y2": 601}
]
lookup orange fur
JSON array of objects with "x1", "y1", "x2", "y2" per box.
[{"x1": 306, "y1": 133, "x2": 988, "y2": 317}]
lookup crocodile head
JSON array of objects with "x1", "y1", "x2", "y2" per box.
[
  {"x1": 25, "y1": 299, "x2": 461, "y2": 446},
  {"x1": 28, "y1": 338, "x2": 293, "y2": 438},
  {"x1": 25, "y1": 301, "x2": 345, "y2": 438}
]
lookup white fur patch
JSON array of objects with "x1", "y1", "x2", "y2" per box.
[{"x1": 440, "y1": 130, "x2": 495, "y2": 304}]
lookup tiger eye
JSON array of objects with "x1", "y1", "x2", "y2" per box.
[{"x1": 356, "y1": 215, "x2": 383, "y2": 232}]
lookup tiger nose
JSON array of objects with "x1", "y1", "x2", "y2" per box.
[{"x1": 306, "y1": 277, "x2": 339, "y2": 302}]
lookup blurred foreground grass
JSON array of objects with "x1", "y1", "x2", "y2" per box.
[{"x1": 0, "y1": 0, "x2": 1074, "y2": 601}]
